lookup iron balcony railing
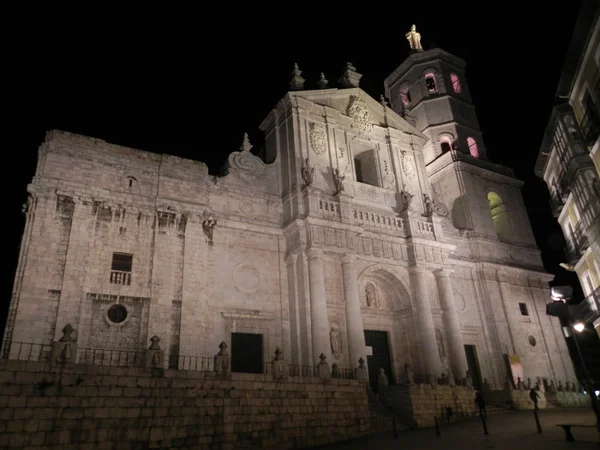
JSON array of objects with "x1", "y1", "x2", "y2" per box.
[
  {"x1": 564, "y1": 221, "x2": 590, "y2": 265},
  {"x1": 581, "y1": 107, "x2": 600, "y2": 145},
  {"x1": 581, "y1": 285, "x2": 600, "y2": 323}
]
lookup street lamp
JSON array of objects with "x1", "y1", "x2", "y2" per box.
[{"x1": 546, "y1": 285, "x2": 600, "y2": 432}]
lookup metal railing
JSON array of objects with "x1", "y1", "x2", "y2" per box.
[
  {"x1": 581, "y1": 107, "x2": 600, "y2": 145},
  {"x1": 564, "y1": 221, "x2": 590, "y2": 264},
  {"x1": 78, "y1": 348, "x2": 145, "y2": 367},
  {"x1": 3, "y1": 342, "x2": 51, "y2": 361},
  {"x1": 1, "y1": 343, "x2": 356, "y2": 379}
]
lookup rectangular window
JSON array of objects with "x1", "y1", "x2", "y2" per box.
[
  {"x1": 110, "y1": 253, "x2": 132, "y2": 285},
  {"x1": 354, "y1": 158, "x2": 364, "y2": 183},
  {"x1": 518, "y1": 302, "x2": 529, "y2": 316}
]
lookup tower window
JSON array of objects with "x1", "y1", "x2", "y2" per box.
[
  {"x1": 110, "y1": 253, "x2": 132, "y2": 286},
  {"x1": 440, "y1": 136, "x2": 452, "y2": 154},
  {"x1": 518, "y1": 302, "x2": 529, "y2": 316},
  {"x1": 425, "y1": 73, "x2": 437, "y2": 93},
  {"x1": 354, "y1": 158, "x2": 364, "y2": 183},
  {"x1": 450, "y1": 73, "x2": 462, "y2": 94},
  {"x1": 400, "y1": 85, "x2": 411, "y2": 106},
  {"x1": 467, "y1": 137, "x2": 479, "y2": 158}
]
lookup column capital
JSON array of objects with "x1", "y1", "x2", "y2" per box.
[
  {"x1": 409, "y1": 266, "x2": 430, "y2": 276},
  {"x1": 340, "y1": 254, "x2": 356, "y2": 266},
  {"x1": 306, "y1": 247, "x2": 324, "y2": 261},
  {"x1": 434, "y1": 268, "x2": 454, "y2": 279}
]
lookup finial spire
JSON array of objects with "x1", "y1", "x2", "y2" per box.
[
  {"x1": 380, "y1": 94, "x2": 389, "y2": 107},
  {"x1": 338, "y1": 62, "x2": 362, "y2": 88},
  {"x1": 289, "y1": 62, "x2": 305, "y2": 91},
  {"x1": 317, "y1": 72, "x2": 329, "y2": 89},
  {"x1": 240, "y1": 132, "x2": 253, "y2": 152}
]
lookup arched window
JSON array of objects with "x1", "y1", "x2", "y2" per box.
[
  {"x1": 467, "y1": 137, "x2": 479, "y2": 158},
  {"x1": 487, "y1": 192, "x2": 511, "y2": 242},
  {"x1": 425, "y1": 73, "x2": 437, "y2": 93},
  {"x1": 450, "y1": 73, "x2": 462, "y2": 93},
  {"x1": 440, "y1": 136, "x2": 452, "y2": 153},
  {"x1": 400, "y1": 85, "x2": 411, "y2": 106}
]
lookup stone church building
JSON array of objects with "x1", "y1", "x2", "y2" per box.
[{"x1": 2, "y1": 31, "x2": 576, "y2": 392}]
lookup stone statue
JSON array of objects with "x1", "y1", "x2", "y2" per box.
[
  {"x1": 333, "y1": 167, "x2": 345, "y2": 194},
  {"x1": 365, "y1": 282, "x2": 377, "y2": 308},
  {"x1": 301, "y1": 158, "x2": 315, "y2": 187},
  {"x1": 464, "y1": 369, "x2": 473, "y2": 388},
  {"x1": 330, "y1": 327, "x2": 341, "y2": 355},
  {"x1": 435, "y1": 328, "x2": 446, "y2": 361},
  {"x1": 401, "y1": 189, "x2": 413, "y2": 211},
  {"x1": 405, "y1": 24, "x2": 423, "y2": 51},
  {"x1": 202, "y1": 213, "x2": 217, "y2": 246},
  {"x1": 423, "y1": 193, "x2": 433, "y2": 217}
]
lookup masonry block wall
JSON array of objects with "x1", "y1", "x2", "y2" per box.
[{"x1": 0, "y1": 360, "x2": 370, "y2": 449}]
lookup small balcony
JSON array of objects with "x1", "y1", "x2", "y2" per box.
[
  {"x1": 563, "y1": 221, "x2": 590, "y2": 265},
  {"x1": 581, "y1": 108, "x2": 600, "y2": 146},
  {"x1": 110, "y1": 270, "x2": 131, "y2": 286},
  {"x1": 581, "y1": 286, "x2": 600, "y2": 322}
]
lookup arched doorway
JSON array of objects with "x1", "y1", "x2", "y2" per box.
[{"x1": 358, "y1": 265, "x2": 412, "y2": 392}]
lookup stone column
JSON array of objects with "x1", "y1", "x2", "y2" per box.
[
  {"x1": 307, "y1": 248, "x2": 332, "y2": 364},
  {"x1": 435, "y1": 269, "x2": 469, "y2": 381},
  {"x1": 341, "y1": 255, "x2": 366, "y2": 367},
  {"x1": 410, "y1": 267, "x2": 441, "y2": 382}
]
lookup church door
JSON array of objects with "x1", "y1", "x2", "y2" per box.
[
  {"x1": 364, "y1": 330, "x2": 393, "y2": 392},
  {"x1": 231, "y1": 332, "x2": 263, "y2": 374},
  {"x1": 464, "y1": 344, "x2": 483, "y2": 391}
]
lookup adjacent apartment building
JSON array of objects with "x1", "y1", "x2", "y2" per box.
[{"x1": 535, "y1": 0, "x2": 600, "y2": 335}]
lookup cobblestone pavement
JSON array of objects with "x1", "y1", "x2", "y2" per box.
[{"x1": 308, "y1": 408, "x2": 599, "y2": 449}]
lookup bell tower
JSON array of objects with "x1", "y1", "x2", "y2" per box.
[
  {"x1": 384, "y1": 32, "x2": 487, "y2": 166},
  {"x1": 384, "y1": 25, "x2": 538, "y2": 252}
]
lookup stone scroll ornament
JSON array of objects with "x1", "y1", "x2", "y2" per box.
[
  {"x1": 301, "y1": 158, "x2": 315, "y2": 187},
  {"x1": 228, "y1": 132, "x2": 268, "y2": 183},
  {"x1": 309, "y1": 122, "x2": 328, "y2": 156}
]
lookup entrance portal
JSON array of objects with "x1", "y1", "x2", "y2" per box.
[
  {"x1": 364, "y1": 330, "x2": 393, "y2": 392},
  {"x1": 464, "y1": 344, "x2": 483, "y2": 391},
  {"x1": 231, "y1": 332, "x2": 263, "y2": 374}
]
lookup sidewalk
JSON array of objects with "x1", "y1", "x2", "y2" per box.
[{"x1": 307, "y1": 408, "x2": 599, "y2": 449}]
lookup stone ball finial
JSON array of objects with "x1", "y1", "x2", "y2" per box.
[
  {"x1": 358, "y1": 357, "x2": 365, "y2": 367},
  {"x1": 240, "y1": 132, "x2": 253, "y2": 152},
  {"x1": 317, "y1": 72, "x2": 329, "y2": 89},
  {"x1": 318, "y1": 353, "x2": 327, "y2": 365},
  {"x1": 59, "y1": 323, "x2": 76, "y2": 342},
  {"x1": 149, "y1": 335, "x2": 161, "y2": 350},
  {"x1": 274, "y1": 347, "x2": 283, "y2": 360}
]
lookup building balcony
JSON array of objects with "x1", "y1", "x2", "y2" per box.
[
  {"x1": 563, "y1": 221, "x2": 590, "y2": 265},
  {"x1": 581, "y1": 108, "x2": 600, "y2": 147},
  {"x1": 110, "y1": 270, "x2": 131, "y2": 286},
  {"x1": 581, "y1": 286, "x2": 600, "y2": 323},
  {"x1": 549, "y1": 183, "x2": 565, "y2": 217}
]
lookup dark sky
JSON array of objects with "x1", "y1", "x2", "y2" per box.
[{"x1": 1, "y1": 12, "x2": 585, "y2": 338}]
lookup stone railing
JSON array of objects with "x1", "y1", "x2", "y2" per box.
[
  {"x1": 414, "y1": 219, "x2": 435, "y2": 238},
  {"x1": 110, "y1": 270, "x2": 131, "y2": 286},
  {"x1": 318, "y1": 199, "x2": 341, "y2": 220},
  {"x1": 352, "y1": 209, "x2": 406, "y2": 235}
]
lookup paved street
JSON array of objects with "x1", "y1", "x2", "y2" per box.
[{"x1": 308, "y1": 408, "x2": 599, "y2": 449}]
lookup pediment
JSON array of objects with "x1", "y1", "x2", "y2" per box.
[{"x1": 291, "y1": 88, "x2": 426, "y2": 140}]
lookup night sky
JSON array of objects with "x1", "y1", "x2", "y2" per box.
[{"x1": 1, "y1": 11, "x2": 586, "y2": 339}]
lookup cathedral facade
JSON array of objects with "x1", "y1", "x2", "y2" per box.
[{"x1": 2, "y1": 41, "x2": 576, "y2": 391}]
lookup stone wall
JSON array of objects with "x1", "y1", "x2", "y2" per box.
[
  {"x1": 0, "y1": 360, "x2": 370, "y2": 449},
  {"x1": 382, "y1": 384, "x2": 476, "y2": 428}
]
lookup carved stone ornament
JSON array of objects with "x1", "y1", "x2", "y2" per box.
[
  {"x1": 202, "y1": 212, "x2": 217, "y2": 246},
  {"x1": 400, "y1": 150, "x2": 416, "y2": 179},
  {"x1": 431, "y1": 184, "x2": 449, "y2": 217},
  {"x1": 401, "y1": 189, "x2": 414, "y2": 211},
  {"x1": 330, "y1": 325, "x2": 342, "y2": 357},
  {"x1": 333, "y1": 168, "x2": 345, "y2": 195},
  {"x1": 382, "y1": 159, "x2": 395, "y2": 190},
  {"x1": 228, "y1": 134, "x2": 268, "y2": 184},
  {"x1": 309, "y1": 122, "x2": 328, "y2": 156},
  {"x1": 347, "y1": 95, "x2": 374, "y2": 135},
  {"x1": 422, "y1": 193, "x2": 433, "y2": 217}
]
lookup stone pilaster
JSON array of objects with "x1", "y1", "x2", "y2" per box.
[
  {"x1": 341, "y1": 255, "x2": 366, "y2": 367},
  {"x1": 409, "y1": 267, "x2": 441, "y2": 381},
  {"x1": 435, "y1": 269, "x2": 468, "y2": 382},
  {"x1": 306, "y1": 248, "x2": 331, "y2": 364}
]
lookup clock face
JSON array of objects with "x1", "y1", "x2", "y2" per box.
[{"x1": 460, "y1": 108, "x2": 469, "y2": 119}]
